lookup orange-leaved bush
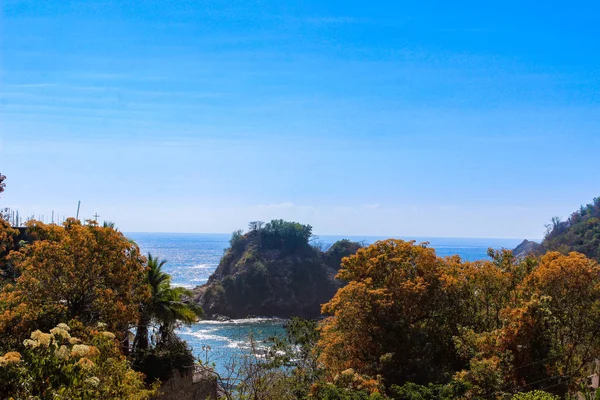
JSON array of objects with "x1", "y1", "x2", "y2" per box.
[
  {"x1": 318, "y1": 239, "x2": 460, "y2": 387},
  {"x1": 0, "y1": 219, "x2": 149, "y2": 343},
  {"x1": 455, "y1": 251, "x2": 600, "y2": 397},
  {"x1": 318, "y1": 240, "x2": 600, "y2": 397}
]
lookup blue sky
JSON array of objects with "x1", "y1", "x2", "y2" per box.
[{"x1": 1, "y1": 0, "x2": 599, "y2": 238}]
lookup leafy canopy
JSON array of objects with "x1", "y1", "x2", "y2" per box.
[
  {"x1": 318, "y1": 239, "x2": 600, "y2": 397},
  {"x1": 260, "y1": 219, "x2": 313, "y2": 251},
  {"x1": 0, "y1": 219, "x2": 149, "y2": 342}
]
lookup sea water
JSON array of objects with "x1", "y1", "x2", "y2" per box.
[{"x1": 128, "y1": 232, "x2": 523, "y2": 372}]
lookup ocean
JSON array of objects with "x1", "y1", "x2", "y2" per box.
[{"x1": 127, "y1": 232, "x2": 523, "y2": 372}]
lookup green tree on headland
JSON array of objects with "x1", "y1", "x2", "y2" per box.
[{"x1": 260, "y1": 219, "x2": 313, "y2": 251}]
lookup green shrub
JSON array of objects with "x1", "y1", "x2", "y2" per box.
[
  {"x1": 511, "y1": 390, "x2": 560, "y2": 400},
  {"x1": 229, "y1": 229, "x2": 244, "y2": 249},
  {"x1": 310, "y1": 383, "x2": 388, "y2": 400},
  {"x1": 260, "y1": 219, "x2": 313, "y2": 251},
  {"x1": 325, "y1": 239, "x2": 363, "y2": 270},
  {"x1": 132, "y1": 336, "x2": 196, "y2": 384},
  {"x1": 390, "y1": 381, "x2": 470, "y2": 400}
]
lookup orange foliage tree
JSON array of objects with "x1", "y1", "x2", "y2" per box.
[
  {"x1": 0, "y1": 219, "x2": 149, "y2": 345},
  {"x1": 456, "y1": 251, "x2": 600, "y2": 397},
  {"x1": 319, "y1": 239, "x2": 463, "y2": 386},
  {"x1": 319, "y1": 240, "x2": 600, "y2": 397}
]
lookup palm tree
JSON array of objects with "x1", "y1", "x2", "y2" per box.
[
  {"x1": 133, "y1": 254, "x2": 203, "y2": 351},
  {"x1": 102, "y1": 221, "x2": 117, "y2": 230}
]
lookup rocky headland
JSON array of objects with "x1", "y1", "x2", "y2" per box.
[{"x1": 192, "y1": 220, "x2": 362, "y2": 319}]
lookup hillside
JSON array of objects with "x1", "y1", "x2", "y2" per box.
[
  {"x1": 191, "y1": 220, "x2": 362, "y2": 319},
  {"x1": 513, "y1": 197, "x2": 600, "y2": 261}
]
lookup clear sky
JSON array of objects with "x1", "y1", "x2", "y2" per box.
[{"x1": 1, "y1": 0, "x2": 599, "y2": 238}]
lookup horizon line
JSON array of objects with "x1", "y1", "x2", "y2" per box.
[{"x1": 124, "y1": 231, "x2": 538, "y2": 242}]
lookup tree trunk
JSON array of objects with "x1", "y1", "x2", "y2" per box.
[
  {"x1": 158, "y1": 323, "x2": 175, "y2": 346},
  {"x1": 133, "y1": 314, "x2": 150, "y2": 351}
]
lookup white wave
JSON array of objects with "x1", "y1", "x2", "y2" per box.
[
  {"x1": 196, "y1": 317, "x2": 285, "y2": 325},
  {"x1": 177, "y1": 328, "x2": 234, "y2": 344},
  {"x1": 170, "y1": 283, "x2": 196, "y2": 289},
  {"x1": 225, "y1": 340, "x2": 251, "y2": 349},
  {"x1": 189, "y1": 264, "x2": 214, "y2": 270}
]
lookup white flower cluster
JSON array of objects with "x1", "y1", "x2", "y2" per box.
[
  {"x1": 50, "y1": 326, "x2": 71, "y2": 340},
  {"x1": 23, "y1": 330, "x2": 53, "y2": 348},
  {"x1": 71, "y1": 344, "x2": 93, "y2": 358},
  {"x1": 55, "y1": 345, "x2": 70, "y2": 360},
  {"x1": 84, "y1": 376, "x2": 100, "y2": 387},
  {"x1": 100, "y1": 331, "x2": 115, "y2": 340}
]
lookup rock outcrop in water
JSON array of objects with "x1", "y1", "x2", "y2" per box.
[{"x1": 191, "y1": 220, "x2": 362, "y2": 319}]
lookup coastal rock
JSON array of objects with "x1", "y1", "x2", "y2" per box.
[
  {"x1": 191, "y1": 220, "x2": 361, "y2": 319},
  {"x1": 212, "y1": 314, "x2": 232, "y2": 322}
]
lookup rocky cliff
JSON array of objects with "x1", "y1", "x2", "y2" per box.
[{"x1": 192, "y1": 220, "x2": 361, "y2": 319}]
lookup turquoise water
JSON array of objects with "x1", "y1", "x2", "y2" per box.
[
  {"x1": 127, "y1": 232, "x2": 523, "y2": 372},
  {"x1": 176, "y1": 318, "x2": 286, "y2": 372}
]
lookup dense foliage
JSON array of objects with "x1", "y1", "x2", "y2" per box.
[
  {"x1": 318, "y1": 240, "x2": 600, "y2": 398},
  {"x1": 133, "y1": 335, "x2": 196, "y2": 384},
  {"x1": 0, "y1": 217, "x2": 199, "y2": 398},
  {"x1": 0, "y1": 323, "x2": 157, "y2": 399},
  {"x1": 259, "y1": 219, "x2": 314, "y2": 251},
  {"x1": 319, "y1": 240, "x2": 461, "y2": 386},
  {"x1": 4, "y1": 194, "x2": 600, "y2": 399},
  {"x1": 0, "y1": 173, "x2": 5, "y2": 196},
  {"x1": 324, "y1": 239, "x2": 363, "y2": 271},
  {"x1": 0, "y1": 219, "x2": 149, "y2": 345}
]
